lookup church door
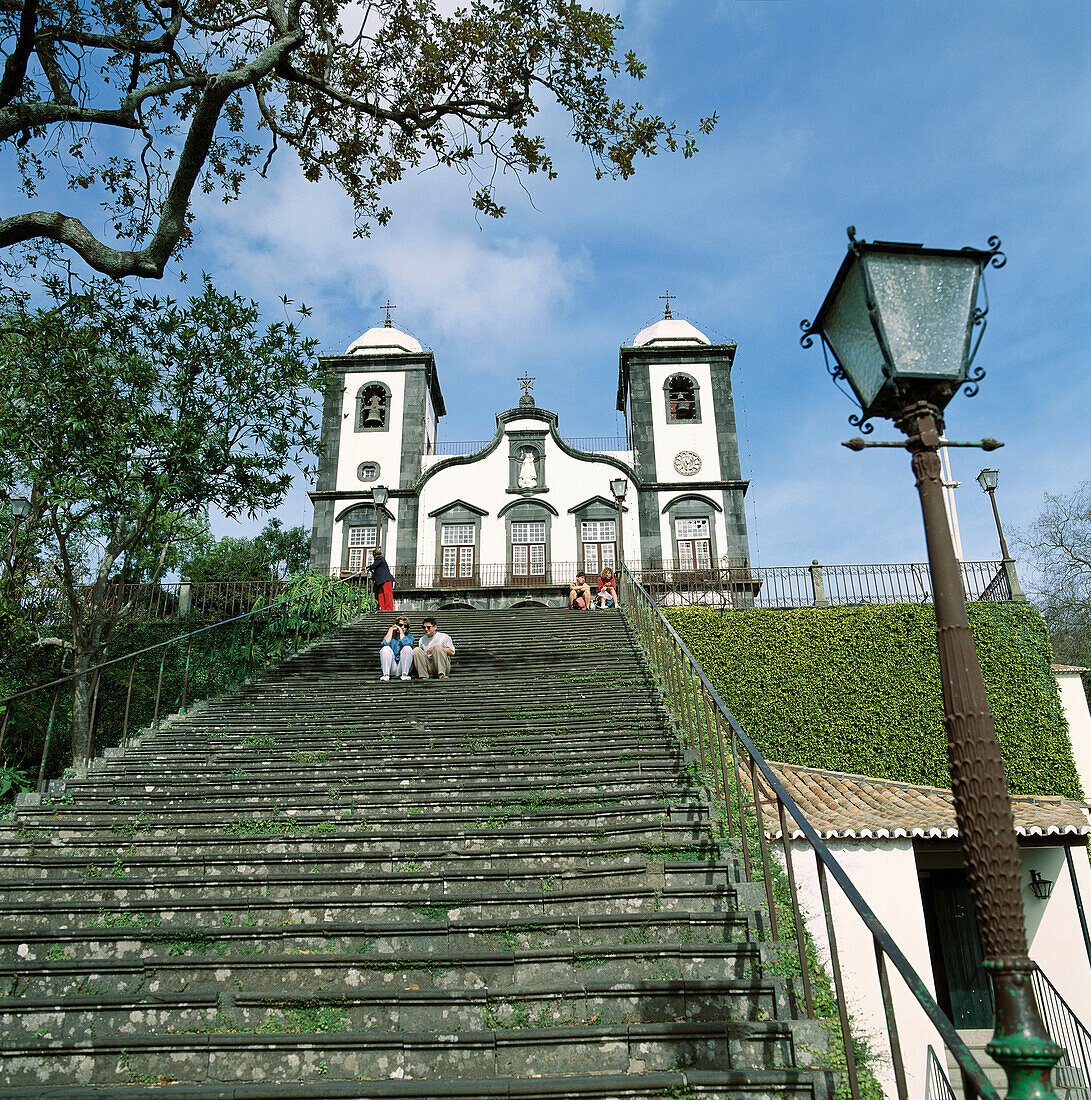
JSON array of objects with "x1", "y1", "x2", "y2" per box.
[
  {"x1": 511, "y1": 521, "x2": 547, "y2": 584},
  {"x1": 440, "y1": 524, "x2": 476, "y2": 587},
  {"x1": 581, "y1": 520, "x2": 617, "y2": 576},
  {"x1": 675, "y1": 518, "x2": 712, "y2": 573}
]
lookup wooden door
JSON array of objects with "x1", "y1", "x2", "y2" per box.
[{"x1": 929, "y1": 870, "x2": 995, "y2": 1028}]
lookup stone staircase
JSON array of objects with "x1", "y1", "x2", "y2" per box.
[{"x1": 0, "y1": 608, "x2": 836, "y2": 1097}]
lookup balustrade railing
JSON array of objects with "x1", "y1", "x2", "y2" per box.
[
  {"x1": 926, "y1": 1045, "x2": 958, "y2": 1100},
  {"x1": 0, "y1": 576, "x2": 373, "y2": 795},
  {"x1": 616, "y1": 562, "x2": 1000, "y2": 1100},
  {"x1": 429, "y1": 435, "x2": 627, "y2": 457},
  {"x1": 1034, "y1": 967, "x2": 1091, "y2": 1097}
]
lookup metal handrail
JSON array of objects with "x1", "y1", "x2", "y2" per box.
[
  {"x1": 1034, "y1": 967, "x2": 1091, "y2": 1096},
  {"x1": 0, "y1": 574, "x2": 373, "y2": 791},
  {"x1": 617, "y1": 561, "x2": 999, "y2": 1100},
  {"x1": 926, "y1": 1045, "x2": 958, "y2": 1100}
]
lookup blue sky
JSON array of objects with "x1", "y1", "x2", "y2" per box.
[{"x1": 14, "y1": 1, "x2": 1091, "y2": 579}]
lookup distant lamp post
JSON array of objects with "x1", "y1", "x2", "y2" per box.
[
  {"x1": 977, "y1": 468, "x2": 1025, "y2": 601},
  {"x1": 609, "y1": 477, "x2": 628, "y2": 568},
  {"x1": 802, "y1": 229, "x2": 1061, "y2": 1098},
  {"x1": 3, "y1": 496, "x2": 32, "y2": 579}
]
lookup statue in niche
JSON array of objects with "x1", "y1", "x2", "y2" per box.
[{"x1": 518, "y1": 448, "x2": 538, "y2": 488}]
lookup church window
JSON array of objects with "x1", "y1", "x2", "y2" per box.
[
  {"x1": 675, "y1": 517, "x2": 711, "y2": 571},
  {"x1": 346, "y1": 524, "x2": 378, "y2": 571},
  {"x1": 666, "y1": 374, "x2": 700, "y2": 422},
  {"x1": 357, "y1": 461, "x2": 380, "y2": 482},
  {"x1": 511, "y1": 521, "x2": 547, "y2": 581},
  {"x1": 580, "y1": 519, "x2": 616, "y2": 575},
  {"x1": 441, "y1": 523, "x2": 476, "y2": 583},
  {"x1": 356, "y1": 383, "x2": 390, "y2": 431}
]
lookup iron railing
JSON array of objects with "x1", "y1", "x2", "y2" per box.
[
  {"x1": 329, "y1": 559, "x2": 1013, "y2": 608},
  {"x1": 633, "y1": 559, "x2": 1009, "y2": 609},
  {"x1": 0, "y1": 576, "x2": 373, "y2": 793},
  {"x1": 24, "y1": 579, "x2": 291, "y2": 626},
  {"x1": 616, "y1": 562, "x2": 999, "y2": 1100},
  {"x1": 926, "y1": 1045, "x2": 958, "y2": 1100},
  {"x1": 1034, "y1": 967, "x2": 1091, "y2": 1097}
]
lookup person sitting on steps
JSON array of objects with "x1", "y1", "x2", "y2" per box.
[
  {"x1": 569, "y1": 572, "x2": 593, "y2": 610},
  {"x1": 379, "y1": 616, "x2": 415, "y2": 682},
  {"x1": 595, "y1": 565, "x2": 618, "y2": 609},
  {"x1": 413, "y1": 616, "x2": 456, "y2": 679}
]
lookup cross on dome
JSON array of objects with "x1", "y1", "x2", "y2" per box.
[
  {"x1": 659, "y1": 290, "x2": 675, "y2": 319},
  {"x1": 382, "y1": 300, "x2": 396, "y2": 327}
]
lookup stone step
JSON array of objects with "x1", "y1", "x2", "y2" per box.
[
  {"x1": 0, "y1": 911, "x2": 758, "y2": 965},
  {"x1": 0, "y1": 1068, "x2": 835, "y2": 1099},
  {"x1": 0, "y1": 1017, "x2": 828, "y2": 1087},
  {"x1": 0, "y1": 859, "x2": 740, "y2": 905},
  {"x1": 38, "y1": 776, "x2": 698, "y2": 809},
  {"x1": 0, "y1": 881, "x2": 759, "y2": 932},
  {"x1": 7, "y1": 820, "x2": 709, "y2": 853},
  {"x1": 0, "y1": 974, "x2": 805, "y2": 1040},
  {"x1": 2, "y1": 846, "x2": 736, "y2": 884}
]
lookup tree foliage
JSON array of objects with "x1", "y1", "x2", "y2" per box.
[
  {"x1": 1016, "y1": 481, "x2": 1091, "y2": 675},
  {"x1": 0, "y1": 277, "x2": 324, "y2": 760},
  {"x1": 179, "y1": 518, "x2": 310, "y2": 583},
  {"x1": 0, "y1": 0, "x2": 716, "y2": 279}
]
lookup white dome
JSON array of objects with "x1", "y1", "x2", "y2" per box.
[
  {"x1": 346, "y1": 324, "x2": 423, "y2": 355},
  {"x1": 632, "y1": 317, "x2": 711, "y2": 348}
]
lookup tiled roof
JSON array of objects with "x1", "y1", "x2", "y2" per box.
[{"x1": 749, "y1": 761, "x2": 1090, "y2": 841}]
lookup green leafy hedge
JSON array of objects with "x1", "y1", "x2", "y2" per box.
[{"x1": 664, "y1": 602, "x2": 1083, "y2": 801}]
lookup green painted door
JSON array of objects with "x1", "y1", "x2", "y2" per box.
[{"x1": 931, "y1": 870, "x2": 995, "y2": 1028}]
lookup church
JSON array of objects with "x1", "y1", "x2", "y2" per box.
[{"x1": 307, "y1": 306, "x2": 752, "y2": 607}]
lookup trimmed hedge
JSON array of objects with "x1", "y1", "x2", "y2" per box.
[{"x1": 664, "y1": 602, "x2": 1083, "y2": 801}]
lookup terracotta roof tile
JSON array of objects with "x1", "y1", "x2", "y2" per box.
[{"x1": 747, "y1": 762, "x2": 1090, "y2": 841}]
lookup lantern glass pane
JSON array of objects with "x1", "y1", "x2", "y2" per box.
[
  {"x1": 866, "y1": 252, "x2": 979, "y2": 381},
  {"x1": 822, "y1": 262, "x2": 888, "y2": 409}
]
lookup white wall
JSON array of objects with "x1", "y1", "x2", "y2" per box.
[
  {"x1": 788, "y1": 839, "x2": 945, "y2": 1100},
  {"x1": 416, "y1": 416, "x2": 640, "y2": 573},
  {"x1": 1056, "y1": 669, "x2": 1091, "y2": 800},
  {"x1": 335, "y1": 370, "x2": 408, "y2": 492},
  {"x1": 1023, "y1": 843, "x2": 1091, "y2": 1024},
  {"x1": 647, "y1": 359, "x2": 723, "y2": 481}
]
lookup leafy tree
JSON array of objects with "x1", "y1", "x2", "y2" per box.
[
  {"x1": 0, "y1": 0, "x2": 716, "y2": 279},
  {"x1": 0, "y1": 277, "x2": 324, "y2": 761},
  {"x1": 179, "y1": 518, "x2": 310, "y2": 583},
  {"x1": 1016, "y1": 481, "x2": 1091, "y2": 678}
]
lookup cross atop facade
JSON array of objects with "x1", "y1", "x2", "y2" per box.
[
  {"x1": 659, "y1": 290, "x2": 675, "y2": 319},
  {"x1": 518, "y1": 371, "x2": 535, "y2": 398},
  {"x1": 382, "y1": 300, "x2": 396, "y2": 327}
]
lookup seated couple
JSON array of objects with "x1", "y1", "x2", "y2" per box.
[
  {"x1": 379, "y1": 616, "x2": 456, "y2": 681},
  {"x1": 569, "y1": 566, "x2": 619, "y2": 610}
]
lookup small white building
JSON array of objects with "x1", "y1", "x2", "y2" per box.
[
  {"x1": 308, "y1": 310, "x2": 752, "y2": 605},
  {"x1": 757, "y1": 716, "x2": 1091, "y2": 1098}
]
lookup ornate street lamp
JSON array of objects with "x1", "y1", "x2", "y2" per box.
[
  {"x1": 371, "y1": 485, "x2": 389, "y2": 509},
  {"x1": 976, "y1": 468, "x2": 1025, "y2": 601},
  {"x1": 6, "y1": 497, "x2": 31, "y2": 521},
  {"x1": 609, "y1": 477, "x2": 627, "y2": 568},
  {"x1": 802, "y1": 229, "x2": 1060, "y2": 1099}
]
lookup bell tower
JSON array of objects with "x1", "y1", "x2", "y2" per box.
[
  {"x1": 308, "y1": 310, "x2": 445, "y2": 575},
  {"x1": 617, "y1": 305, "x2": 751, "y2": 569}
]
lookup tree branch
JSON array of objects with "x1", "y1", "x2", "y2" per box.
[{"x1": 0, "y1": 0, "x2": 38, "y2": 108}]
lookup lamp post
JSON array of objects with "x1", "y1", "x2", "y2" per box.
[
  {"x1": 802, "y1": 229, "x2": 1060, "y2": 1099},
  {"x1": 3, "y1": 496, "x2": 32, "y2": 579},
  {"x1": 609, "y1": 477, "x2": 627, "y2": 569},
  {"x1": 976, "y1": 468, "x2": 1025, "y2": 602}
]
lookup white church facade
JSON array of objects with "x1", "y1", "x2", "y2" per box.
[{"x1": 308, "y1": 309, "x2": 752, "y2": 606}]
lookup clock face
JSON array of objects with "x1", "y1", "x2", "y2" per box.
[{"x1": 674, "y1": 450, "x2": 702, "y2": 476}]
